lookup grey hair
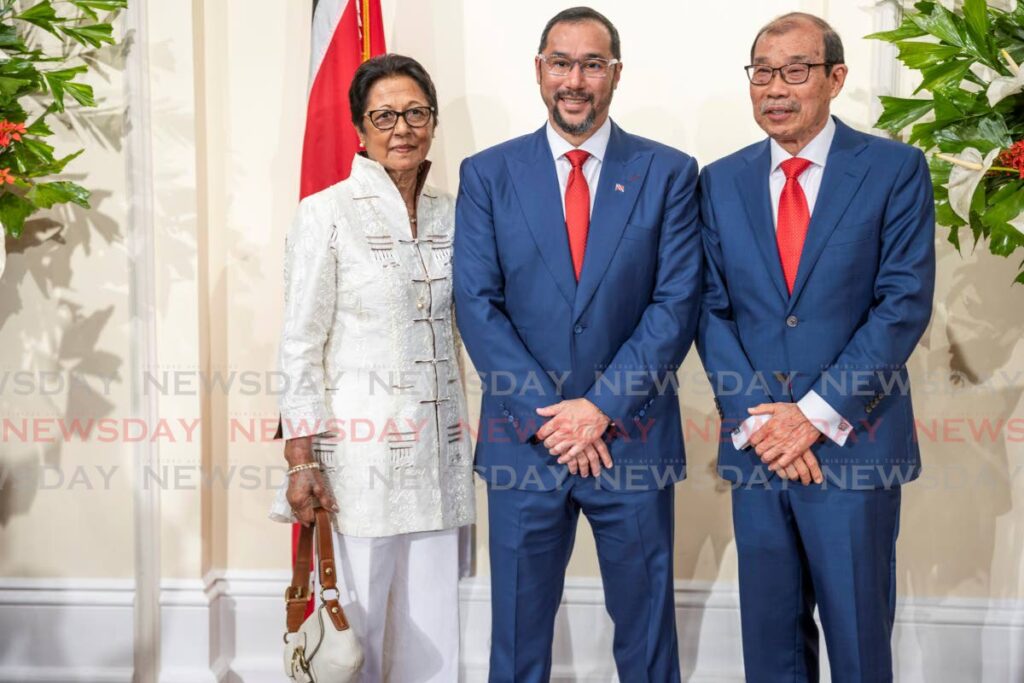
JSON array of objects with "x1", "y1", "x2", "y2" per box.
[{"x1": 750, "y1": 12, "x2": 844, "y2": 74}]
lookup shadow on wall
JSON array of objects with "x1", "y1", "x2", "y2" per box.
[
  {"x1": 0, "y1": 35, "x2": 130, "y2": 545},
  {"x1": 0, "y1": 210, "x2": 122, "y2": 524},
  {"x1": 138, "y1": 27, "x2": 198, "y2": 316},
  {"x1": 901, "y1": 239, "x2": 1024, "y2": 682},
  {"x1": 676, "y1": 403, "x2": 735, "y2": 681},
  {"x1": 388, "y1": 0, "x2": 482, "y2": 195}
]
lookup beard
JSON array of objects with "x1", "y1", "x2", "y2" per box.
[{"x1": 551, "y1": 90, "x2": 597, "y2": 136}]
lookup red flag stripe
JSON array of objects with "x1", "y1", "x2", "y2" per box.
[{"x1": 300, "y1": 0, "x2": 386, "y2": 198}]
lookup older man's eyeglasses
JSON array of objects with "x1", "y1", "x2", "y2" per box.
[
  {"x1": 745, "y1": 63, "x2": 834, "y2": 86},
  {"x1": 537, "y1": 54, "x2": 621, "y2": 79},
  {"x1": 364, "y1": 106, "x2": 435, "y2": 131}
]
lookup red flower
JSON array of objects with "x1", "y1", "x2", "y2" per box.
[
  {"x1": 0, "y1": 120, "x2": 25, "y2": 149},
  {"x1": 999, "y1": 140, "x2": 1024, "y2": 179},
  {"x1": 0, "y1": 167, "x2": 16, "y2": 184}
]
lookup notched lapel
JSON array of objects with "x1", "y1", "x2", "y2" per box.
[
  {"x1": 572, "y1": 136, "x2": 651, "y2": 321},
  {"x1": 735, "y1": 143, "x2": 789, "y2": 303},
  {"x1": 787, "y1": 127, "x2": 869, "y2": 310},
  {"x1": 505, "y1": 130, "x2": 576, "y2": 306}
]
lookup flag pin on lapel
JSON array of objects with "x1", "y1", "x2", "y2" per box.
[{"x1": 615, "y1": 183, "x2": 625, "y2": 192}]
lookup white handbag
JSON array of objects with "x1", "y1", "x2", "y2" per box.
[{"x1": 283, "y1": 507, "x2": 364, "y2": 682}]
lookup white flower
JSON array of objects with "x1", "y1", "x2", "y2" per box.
[
  {"x1": 988, "y1": 71, "x2": 1024, "y2": 105},
  {"x1": 987, "y1": 50, "x2": 1023, "y2": 106},
  {"x1": 937, "y1": 147, "x2": 1001, "y2": 222}
]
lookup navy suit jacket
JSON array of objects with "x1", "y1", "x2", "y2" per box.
[
  {"x1": 453, "y1": 121, "x2": 702, "y2": 491},
  {"x1": 696, "y1": 117, "x2": 935, "y2": 488}
]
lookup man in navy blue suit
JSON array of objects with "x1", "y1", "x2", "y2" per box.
[
  {"x1": 453, "y1": 6, "x2": 701, "y2": 682},
  {"x1": 697, "y1": 12, "x2": 935, "y2": 682}
]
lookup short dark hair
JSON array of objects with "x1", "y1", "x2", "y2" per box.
[
  {"x1": 348, "y1": 53, "x2": 439, "y2": 132},
  {"x1": 538, "y1": 6, "x2": 621, "y2": 60},
  {"x1": 750, "y1": 12, "x2": 844, "y2": 75}
]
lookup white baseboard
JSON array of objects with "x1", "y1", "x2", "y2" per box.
[
  {"x1": 206, "y1": 571, "x2": 291, "y2": 683},
  {"x1": 159, "y1": 579, "x2": 218, "y2": 683},
  {"x1": 0, "y1": 577, "x2": 220, "y2": 683},
  {"x1": 0, "y1": 578, "x2": 135, "y2": 683},
  {"x1": 1, "y1": 574, "x2": 1022, "y2": 682}
]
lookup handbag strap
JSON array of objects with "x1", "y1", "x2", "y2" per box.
[{"x1": 285, "y1": 507, "x2": 351, "y2": 634}]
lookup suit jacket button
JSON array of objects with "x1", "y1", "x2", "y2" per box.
[
  {"x1": 574, "y1": 324, "x2": 584, "y2": 334},
  {"x1": 786, "y1": 315, "x2": 799, "y2": 328}
]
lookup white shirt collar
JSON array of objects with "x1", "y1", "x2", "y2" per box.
[
  {"x1": 546, "y1": 116, "x2": 612, "y2": 164},
  {"x1": 769, "y1": 115, "x2": 836, "y2": 173}
]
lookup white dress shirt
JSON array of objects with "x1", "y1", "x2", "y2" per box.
[
  {"x1": 733, "y1": 116, "x2": 853, "y2": 451},
  {"x1": 546, "y1": 117, "x2": 612, "y2": 216},
  {"x1": 768, "y1": 115, "x2": 835, "y2": 221}
]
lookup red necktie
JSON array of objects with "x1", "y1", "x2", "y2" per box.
[
  {"x1": 776, "y1": 157, "x2": 813, "y2": 294},
  {"x1": 564, "y1": 149, "x2": 591, "y2": 281}
]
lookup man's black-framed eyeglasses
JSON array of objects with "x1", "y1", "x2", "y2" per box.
[
  {"x1": 745, "y1": 62, "x2": 836, "y2": 85},
  {"x1": 364, "y1": 106, "x2": 435, "y2": 131}
]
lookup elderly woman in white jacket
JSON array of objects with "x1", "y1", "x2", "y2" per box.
[{"x1": 272, "y1": 54, "x2": 474, "y2": 683}]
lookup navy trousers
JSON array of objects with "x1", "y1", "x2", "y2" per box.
[
  {"x1": 732, "y1": 482, "x2": 902, "y2": 683},
  {"x1": 486, "y1": 480, "x2": 680, "y2": 683}
]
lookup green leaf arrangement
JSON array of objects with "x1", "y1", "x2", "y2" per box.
[
  {"x1": 0, "y1": 0, "x2": 125, "y2": 276},
  {"x1": 869, "y1": 0, "x2": 1024, "y2": 284}
]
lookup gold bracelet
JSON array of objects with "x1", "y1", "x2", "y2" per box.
[{"x1": 287, "y1": 462, "x2": 320, "y2": 476}]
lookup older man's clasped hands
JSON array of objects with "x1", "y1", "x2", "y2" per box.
[{"x1": 746, "y1": 402, "x2": 825, "y2": 485}]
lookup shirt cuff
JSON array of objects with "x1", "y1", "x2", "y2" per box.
[
  {"x1": 731, "y1": 414, "x2": 770, "y2": 450},
  {"x1": 277, "y1": 403, "x2": 333, "y2": 440},
  {"x1": 797, "y1": 390, "x2": 852, "y2": 446}
]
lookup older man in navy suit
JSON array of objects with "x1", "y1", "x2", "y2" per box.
[
  {"x1": 697, "y1": 12, "x2": 935, "y2": 683},
  {"x1": 454, "y1": 6, "x2": 701, "y2": 682}
]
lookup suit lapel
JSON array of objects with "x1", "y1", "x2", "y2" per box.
[
  {"x1": 506, "y1": 127, "x2": 576, "y2": 306},
  {"x1": 573, "y1": 123, "x2": 650, "y2": 321},
  {"x1": 786, "y1": 120, "x2": 869, "y2": 311},
  {"x1": 735, "y1": 141, "x2": 789, "y2": 303}
]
